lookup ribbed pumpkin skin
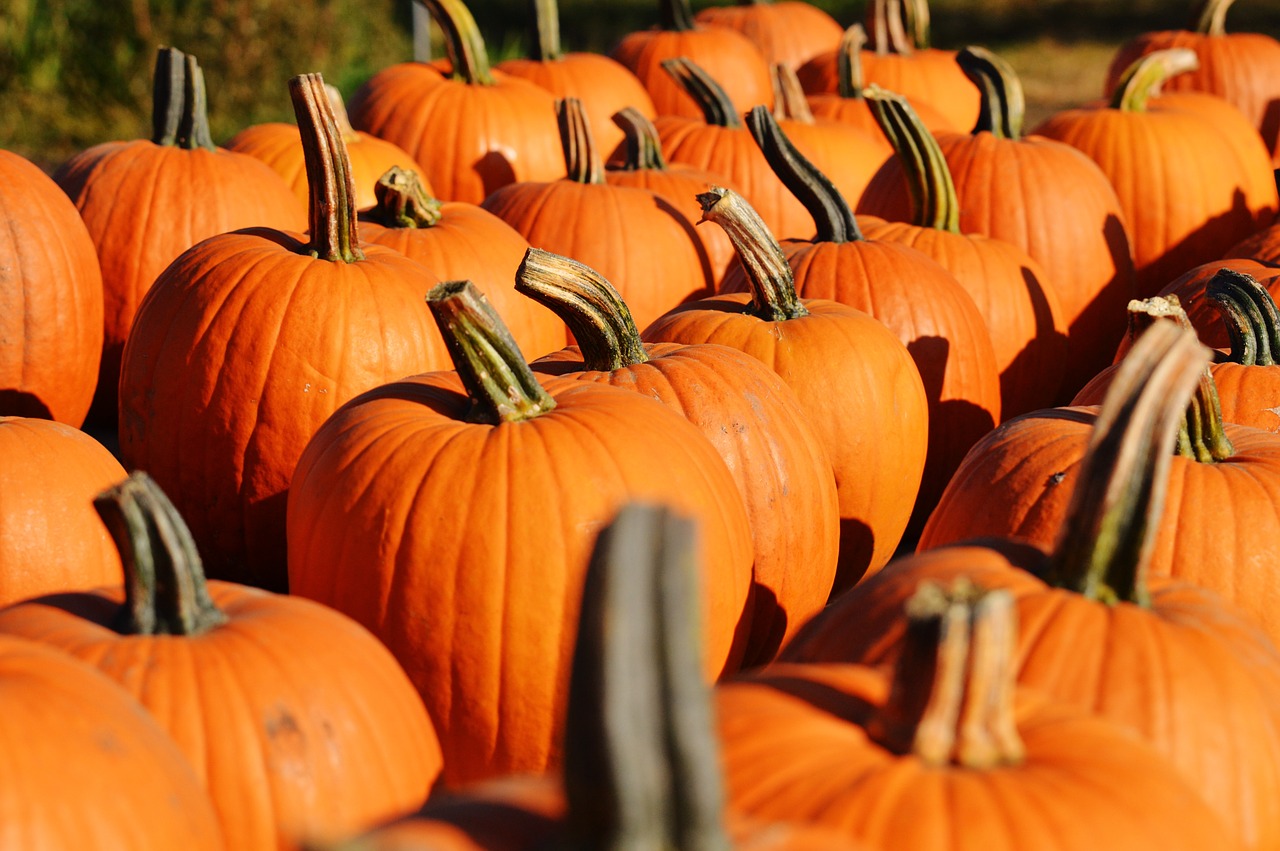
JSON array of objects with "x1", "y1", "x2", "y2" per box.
[
  {"x1": 348, "y1": 63, "x2": 565, "y2": 204},
  {"x1": 54, "y1": 142, "x2": 305, "y2": 424},
  {"x1": 796, "y1": 50, "x2": 972, "y2": 133},
  {"x1": 642, "y1": 295, "x2": 929, "y2": 588},
  {"x1": 359, "y1": 206, "x2": 566, "y2": 361},
  {"x1": 694, "y1": 2, "x2": 842, "y2": 71},
  {"x1": 482, "y1": 181, "x2": 713, "y2": 332},
  {"x1": 287, "y1": 373, "x2": 753, "y2": 787},
  {"x1": 0, "y1": 151, "x2": 104, "y2": 426},
  {"x1": 610, "y1": 28, "x2": 773, "y2": 120},
  {"x1": 1228, "y1": 225, "x2": 1280, "y2": 266},
  {"x1": 0, "y1": 637, "x2": 223, "y2": 849},
  {"x1": 781, "y1": 545, "x2": 1280, "y2": 851},
  {"x1": 533, "y1": 341, "x2": 839, "y2": 663},
  {"x1": 1158, "y1": 259, "x2": 1280, "y2": 350},
  {"x1": 716, "y1": 659, "x2": 1239, "y2": 851},
  {"x1": 860, "y1": 131, "x2": 1135, "y2": 399},
  {"x1": 917, "y1": 410, "x2": 1280, "y2": 650},
  {"x1": 118, "y1": 232, "x2": 448, "y2": 592},
  {"x1": 225, "y1": 122, "x2": 430, "y2": 211},
  {"x1": 0, "y1": 583, "x2": 442, "y2": 851},
  {"x1": 0, "y1": 418, "x2": 124, "y2": 607}
]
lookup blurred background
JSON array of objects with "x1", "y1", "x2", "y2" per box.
[{"x1": 5, "y1": 0, "x2": 1279, "y2": 170}]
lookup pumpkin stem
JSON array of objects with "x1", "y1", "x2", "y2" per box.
[
  {"x1": 661, "y1": 58, "x2": 744, "y2": 129},
  {"x1": 835, "y1": 25, "x2": 870, "y2": 101},
  {"x1": 866, "y1": 85, "x2": 960, "y2": 233},
  {"x1": 657, "y1": 0, "x2": 698, "y2": 32},
  {"x1": 291, "y1": 72, "x2": 365, "y2": 263},
  {"x1": 611, "y1": 107, "x2": 670, "y2": 171},
  {"x1": 957, "y1": 46, "x2": 1024, "y2": 140},
  {"x1": 95, "y1": 472, "x2": 228, "y2": 637},
  {"x1": 869, "y1": 582, "x2": 1024, "y2": 768},
  {"x1": 1206, "y1": 267, "x2": 1280, "y2": 367},
  {"x1": 1191, "y1": 0, "x2": 1234, "y2": 36},
  {"x1": 515, "y1": 248, "x2": 651, "y2": 371},
  {"x1": 558, "y1": 98, "x2": 604, "y2": 185},
  {"x1": 697, "y1": 186, "x2": 810, "y2": 322},
  {"x1": 415, "y1": 0, "x2": 495, "y2": 86},
  {"x1": 150, "y1": 48, "x2": 215, "y2": 151},
  {"x1": 771, "y1": 64, "x2": 814, "y2": 123},
  {"x1": 1045, "y1": 322, "x2": 1211, "y2": 606},
  {"x1": 427, "y1": 280, "x2": 557, "y2": 424},
  {"x1": 562, "y1": 503, "x2": 731, "y2": 851},
  {"x1": 866, "y1": 0, "x2": 912, "y2": 56},
  {"x1": 1109, "y1": 48, "x2": 1200, "y2": 113},
  {"x1": 527, "y1": 0, "x2": 563, "y2": 61},
  {"x1": 325, "y1": 84, "x2": 361, "y2": 144},
  {"x1": 746, "y1": 105, "x2": 861, "y2": 244},
  {"x1": 368, "y1": 166, "x2": 445, "y2": 229},
  {"x1": 903, "y1": 0, "x2": 933, "y2": 50}
]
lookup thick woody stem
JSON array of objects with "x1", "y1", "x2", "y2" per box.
[
  {"x1": 1110, "y1": 48, "x2": 1200, "y2": 113},
  {"x1": 291, "y1": 72, "x2": 365, "y2": 263},
  {"x1": 415, "y1": 0, "x2": 495, "y2": 85},
  {"x1": 1206, "y1": 267, "x2": 1280, "y2": 367},
  {"x1": 611, "y1": 108, "x2": 670, "y2": 171},
  {"x1": 661, "y1": 58, "x2": 743, "y2": 128},
  {"x1": 957, "y1": 46, "x2": 1024, "y2": 140},
  {"x1": 370, "y1": 166, "x2": 444, "y2": 229},
  {"x1": 558, "y1": 98, "x2": 604, "y2": 184}
]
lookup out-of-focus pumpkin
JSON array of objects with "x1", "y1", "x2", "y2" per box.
[{"x1": 695, "y1": 0, "x2": 843, "y2": 72}]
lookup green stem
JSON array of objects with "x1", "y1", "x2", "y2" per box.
[
  {"x1": 1192, "y1": 0, "x2": 1234, "y2": 36},
  {"x1": 865, "y1": 85, "x2": 959, "y2": 233},
  {"x1": 291, "y1": 72, "x2": 365, "y2": 263},
  {"x1": 515, "y1": 248, "x2": 650, "y2": 371},
  {"x1": 368, "y1": 166, "x2": 444, "y2": 229},
  {"x1": 745, "y1": 105, "x2": 861, "y2": 244},
  {"x1": 150, "y1": 48, "x2": 214, "y2": 150},
  {"x1": 903, "y1": 0, "x2": 932, "y2": 50},
  {"x1": 658, "y1": 0, "x2": 697, "y2": 32},
  {"x1": 426, "y1": 280, "x2": 558, "y2": 424},
  {"x1": 558, "y1": 98, "x2": 604, "y2": 185},
  {"x1": 611, "y1": 107, "x2": 670, "y2": 171},
  {"x1": 415, "y1": 0, "x2": 494, "y2": 85},
  {"x1": 771, "y1": 63, "x2": 814, "y2": 123},
  {"x1": 697, "y1": 186, "x2": 810, "y2": 322},
  {"x1": 835, "y1": 24, "x2": 869, "y2": 101},
  {"x1": 866, "y1": 0, "x2": 912, "y2": 56},
  {"x1": 528, "y1": 0, "x2": 563, "y2": 61},
  {"x1": 1206, "y1": 267, "x2": 1280, "y2": 367},
  {"x1": 661, "y1": 58, "x2": 743, "y2": 128},
  {"x1": 1109, "y1": 48, "x2": 1200, "y2": 113},
  {"x1": 1046, "y1": 322, "x2": 1211, "y2": 606},
  {"x1": 95, "y1": 472, "x2": 228, "y2": 637},
  {"x1": 957, "y1": 46, "x2": 1024, "y2": 140}
]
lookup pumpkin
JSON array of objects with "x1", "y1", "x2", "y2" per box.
[
  {"x1": 118, "y1": 73, "x2": 448, "y2": 592},
  {"x1": 610, "y1": 0, "x2": 773, "y2": 120},
  {"x1": 0, "y1": 150, "x2": 103, "y2": 427},
  {"x1": 348, "y1": 0, "x2": 564, "y2": 204},
  {"x1": 54, "y1": 48, "x2": 304, "y2": 426},
  {"x1": 1225, "y1": 214, "x2": 1280, "y2": 266},
  {"x1": 225, "y1": 84, "x2": 431, "y2": 211},
  {"x1": 1157, "y1": 258, "x2": 1280, "y2": 350},
  {"x1": 518, "y1": 247, "x2": 839, "y2": 664},
  {"x1": 0, "y1": 417, "x2": 124, "y2": 606},
  {"x1": 694, "y1": 0, "x2": 843, "y2": 72},
  {"x1": 481, "y1": 98, "x2": 713, "y2": 332},
  {"x1": 287, "y1": 280, "x2": 753, "y2": 786},
  {"x1": 642, "y1": 184, "x2": 930, "y2": 590}
]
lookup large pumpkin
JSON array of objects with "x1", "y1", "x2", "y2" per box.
[{"x1": 695, "y1": 0, "x2": 843, "y2": 72}]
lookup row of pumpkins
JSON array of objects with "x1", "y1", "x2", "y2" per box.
[{"x1": 6, "y1": 0, "x2": 1280, "y2": 846}]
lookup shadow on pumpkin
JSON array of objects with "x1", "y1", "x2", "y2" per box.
[
  {"x1": 998, "y1": 265, "x2": 1072, "y2": 419},
  {"x1": 474, "y1": 151, "x2": 517, "y2": 202},
  {"x1": 0, "y1": 390, "x2": 53, "y2": 421}
]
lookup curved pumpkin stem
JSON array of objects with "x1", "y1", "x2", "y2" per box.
[
  {"x1": 835, "y1": 24, "x2": 870, "y2": 101},
  {"x1": 1206, "y1": 267, "x2": 1280, "y2": 367},
  {"x1": 151, "y1": 48, "x2": 215, "y2": 151},
  {"x1": 558, "y1": 98, "x2": 604, "y2": 185},
  {"x1": 869, "y1": 582, "x2": 1024, "y2": 768},
  {"x1": 95, "y1": 472, "x2": 228, "y2": 637},
  {"x1": 325, "y1": 84, "x2": 362, "y2": 145},
  {"x1": 1192, "y1": 0, "x2": 1234, "y2": 36},
  {"x1": 291, "y1": 72, "x2": 365, "y2": 263},
  {"x1": 1046, "y1": 322, "x2": 1211, "y2": 606},
  {"x1": 515, "y1": 248, "x2": 650, "y2": 371},
  {"x1": 866, "y1": 0, "x2": 912, "y2": 56},
  {"x1": 866, "y1": 85, "x2": 959, "y2": 233},
  {"x1": 697, "y1": 186, "x2": 810, "y2": 322},
  {"x1": 902, "y1": 0, "x2": 933, "y2": 50},
  {"x1": 428, "y1": 280, "x2": 557, "y2": 424},
  {"x1": 746, "y1": 105, "x2": 861, "y2": 244},
  {"x1": 658, "y1": 0, "x2": 698, "y2": 32},
  {"x1": 661, "y1": 58, "x2": 743, "y2": 128},
  {"x1": 612, "y1": 107, "x2": 670, "y2": 171},
  {"x1": 563, "y1": 502, "x2": 731, "y2": 851},
  {"x1": 527, "y1": 0, "x2": 564, "y2": 61},
  {"x1": 415, "y1": 0, "x2": 495, "y2": 86},
  {"x1": 957, "y1": 46, "x2": 1024, "y2": 140},
  {"x1": 771, "y1": 64, "x2": 814, "y2": 123},
  {"x1": 368, "y1": 166, "x2": 444, "y2": 229},
  {"x1": 1109, "y1": 48, "x2": 1200, "y2": 113}
]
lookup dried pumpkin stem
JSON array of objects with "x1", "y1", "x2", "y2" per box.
[
  {"x1": 291, "y1": 72, "x2": 365, "y2": 263},
  {"x1": 1046, "y1": 322, "x2": 1212, "y2": 606},
  {"x1": 1110, "y1": 48, "x2": 1200, "y2": 113},
  {"x1": 746, "y1": 105, "x2": 860, "y2": 244},
  {"x1": 151, "y1": 48, "x2": 215, "y2": 151},
  {"x1": 658, "y1": 0, "x2": 698, "y2": 32},
  {"x1": 415, "y1": 0, "x2": 495, "y2": 85},
  {"x1": 370, "y1": 166, "x2": 444, "y2": 229},
  {"x1": 515, "y1": 248, "x2": 651, "y2": 371},
  {"x1": 325, "y1": 84, "x2": 361, "y2": 144},
  {"x1": 95, "y1": 472, "x2": 228, "y2": 637},
  {"x1": 528, "y1": 0, "x2": 563, "y2": 61},
  {"x1": 1207, "y1": 267, "x2": 1280, "y2": 367},
  {"x1": 866, "y1": 85, "x2": 960, "y2": 233},
  {"x1": 427, "y1": 280, "x2": 557, "y2": 424},
  {"x1": 697, "y1": 186, "x2": 809, "y2": 322},
  {"x1": 903, "y1": 0, "x2": 932, "y2": 50},
  {"x1": 612, "y1": 107, "x2": 670, "y2": 171},
  {"x1": 771, "y1": 64, "x2": 814, "y2": 123},
  {"x1": 835, "y1": 25, "x2": 870, "y2": 100},
  {"x1": 661, "y1": 58, "x2": 743, "y2": 129},
  {"x1": 957, "y1": 46, "x2": 1024, "y2": 140},
  {"x1": 558, "y1": 98, "x2": 604, "y2": 184},
  {"x1": 1192, "y1": 0, "x2": 1234, "y2": 36},
  {"x1": 866, "y1": 0, "x2": 911, "y2": 56}
]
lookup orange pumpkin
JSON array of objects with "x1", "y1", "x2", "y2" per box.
[
  {"x1": 695, "y1": 0, "x2": 843, "y2": 72},
  {"x1": 1158, "y1": 258, "x2": 1280, "y2": 350}
]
